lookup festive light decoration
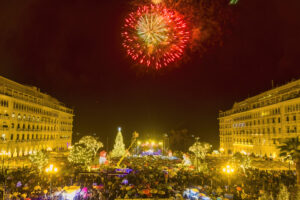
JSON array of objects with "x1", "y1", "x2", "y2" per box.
[
  {"x1": 99, "y1": 150, "x2": 108, "y2": 165},
  {"x1": 122, "y1": 4, "x2": 190, "y2": 69},
  {"x1": 79, "y1": 135, "x2": 103, "y2": 156},
  {"x1": 277, "y1": 184, "x2": 290, "y2": 200},
  {"x1": 189, "y1": 141, "x2": 211, "y2": 160},
  {"x1": 68, "y1": 143, "x2": 94, "y2": 168},
  {"x1": 28, "y1": 150, "x2": 49, "y2": 172},
  {"x1": 111, "y1": 127, "x2": 126, "y2": 158},
  {"x1": 182, "y1": 154, "x2": 191, "y2": 166}
]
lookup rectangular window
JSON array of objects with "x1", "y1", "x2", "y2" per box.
[
  {"x1": 16, "y1": 134, "x2": 19, "y2": 140},
  {"x1": 22, "y1": 134, "x2": 24, "y2": 140},
  {"x1": 10, "y1": 134, "x2": 13, "y2": 140}
]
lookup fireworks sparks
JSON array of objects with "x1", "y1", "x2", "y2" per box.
[
  {"x1": 151, "y1": 0, "x2": 163, "y2": 4},
  {"x1": 137, "y1": 13, "x2": 168, "y2": 46},
  {"x1": 229, "y1": 0, "x2": 239, "y2": 5},
  {"x1": 122, "y1": 4, "x2": 190, "y2": 69}
]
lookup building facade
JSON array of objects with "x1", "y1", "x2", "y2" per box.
[
  {"x1": 0, "y1": 76, "x2": 73, "y2": 157},
  {"x1": 219, "y1": 80, "x2": 300, "y2": 158}
]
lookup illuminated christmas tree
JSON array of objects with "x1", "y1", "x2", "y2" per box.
[{"x1": 111, "y1": 127, "x2": 126, "y2": 158}]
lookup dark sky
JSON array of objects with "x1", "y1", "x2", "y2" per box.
[{"x1": 0, "y1": 0, "x2": 299, "y2": 148}]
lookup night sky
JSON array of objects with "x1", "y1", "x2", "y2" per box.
[{"x1": 0, "y1": 0, "x2": 299, "y2": 149}]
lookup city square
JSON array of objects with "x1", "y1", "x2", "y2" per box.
[{"x1": 0, "y1": 0, "x2": 299, "y2": 199}]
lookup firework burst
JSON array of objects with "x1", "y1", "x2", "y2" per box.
[
  {"x1": 131, "y1": 0, "x2": 235, "y2": 57},
  {"x1": 122, "y1": 4, "x2": 190, "y2": 69}
]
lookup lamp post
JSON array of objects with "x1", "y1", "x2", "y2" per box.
[
  {"x1": 195, "y1": 137, "x2": 200, "y2": 172},
  {"x1": 45, "y1": 164, "x2": 58, "y2": 199},
  {"x1": 222, "y1": 165, "x2": 234, "y2": 191},
  {"x1": 0, "y1": 151, "x2": 10, "y2": 174}
]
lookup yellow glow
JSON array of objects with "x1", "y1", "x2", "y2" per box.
[
  {"x1": 223, "y1": 165, "x2": 234, "y2": 174},
  {"x1": 219, "y1": 148, "x2": 224, "y2": 152},
  {"x1": 137, "y1": 141, "x2": 141, "y2": 145},
  {"x1": 241, "y1": 150, "x2": 247, "y2": 155},
  {"x1": 151, "y1": 141, "x2": 155, "y2": 145},
  {"x1": 46, "y1": 164, "x2": 58, "y2": 173},
  {"x1": 0, "y1": 150, "x2": 10, "y2": 156},
  {"x1": 47, "y1": 147, "x2": 52, "y2": 151},
  {"x1": 152, "y1": 0, "x2": 163, "y2": 4},
  {"x1": 158, "y1": 142, "x2": 163, "y2": 146}
]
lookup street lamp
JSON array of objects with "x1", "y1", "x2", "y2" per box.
[
  {"x1": 219, "y1": 148, "x2": 225, "y2": 154},
  {"x1": 0, "y1": 151, "x2": 10, "y2": 173},
  {"x1": 222, "y1": 165, "x2": 234, "y2": 191},
  {"x1": 45, "y1": 164, "x2": 58, "y2": 199}
]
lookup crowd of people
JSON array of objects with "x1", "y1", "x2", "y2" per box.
[{"x1": 4, "y1": 155, "x2": 298, "y2": 200}]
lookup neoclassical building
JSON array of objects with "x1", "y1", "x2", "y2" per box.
[
  {"x1": 219, "y1": 79, "x2": 300, "y2": 158},
  {"x1": 0, "y1": 76, "x2": 73, "y2": 157}
]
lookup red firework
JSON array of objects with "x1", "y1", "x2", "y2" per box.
[{"x1": 122, "y1": 4, "x2": 190, "y2": 69}]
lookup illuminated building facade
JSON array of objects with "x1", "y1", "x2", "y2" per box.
[
  {"x1": 0, "y1": 76, "x2": 73, "y2": 157},
  {"x1": 219, "y1": 80, "x2": 300, "y2": 157}
]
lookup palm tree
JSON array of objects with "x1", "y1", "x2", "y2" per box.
[{"x1": 277, "y1": 137, "x2": 300, "y2": 185}]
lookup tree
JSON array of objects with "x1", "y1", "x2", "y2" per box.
[
  {"x1": 111, "y1": 128, "x2": 126, "y2": 158},
  {"x1": 79, "y1": 136, "x2": 103, "y2": 156},
  {"x1": 29, "y1": 150, "x2": 49, "y2": 172},
  {"x1": 277, "y1": 137, "x2": 300, "y2": 185},
  {"x1": 259, "y1": 192, "x2": 274, "y2": 200},
  {"x1": 68, "y1": 143, "x2": 94, "y2": 170},
  {"x1": 189, "y1": 141, "x2": 211, "y2": 160},
  {"x1": 277, "y1": 184, "x2": 289, "y2": 200},
  {"x1": 189, "y1": 140, "x2": 211, "y2": 172},
  {"x1": 231, "y1": 152, "x2": 252, "y2": 174}
]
